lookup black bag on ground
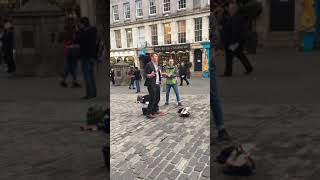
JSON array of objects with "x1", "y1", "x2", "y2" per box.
[
  {"x1": 216, "y1": 144, "x2": 256, "y2": 176},
  {"x1": 137, "y1": 95, "x2": 150, "y2": 115}
]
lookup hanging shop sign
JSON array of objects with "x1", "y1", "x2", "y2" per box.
[{"x1": 154, "y1": 44, "x2": 190, "y2": 52}]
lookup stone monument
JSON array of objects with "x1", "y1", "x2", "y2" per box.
[
  {"x1": 113, "y1": 60, "x2": 130, "y2": 86},
  {"x1": 12, "y1": 0, "x2": 64, "y2": 76}
]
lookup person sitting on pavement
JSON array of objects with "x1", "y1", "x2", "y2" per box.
[{"x1": 163, "y1": 58, "x2": 182, "y2": 106}]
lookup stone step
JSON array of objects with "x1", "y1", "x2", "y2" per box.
[{"x1": 191, "y1": 71, "x2": 203, "y2": 77}]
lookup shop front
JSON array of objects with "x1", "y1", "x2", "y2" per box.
[
  {"x1": 190, "y1": 42, "x2": 210, "y2": 78},
  {"x1": 110, "y1": 49, "x2": 137, "y2": 67},
  {"x1": 154, "y1": 44, "x2": 191, "y2": 67}
]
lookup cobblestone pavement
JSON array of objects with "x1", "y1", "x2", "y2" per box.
[
  {"x1": 212, "y1": 50, "x2": 320, "y2": 180},
  {"x1": 0, "y1": 67, "x2": 108, "y2": 180},
  {"x1": 110, "y1": 80, "x2": 210, "y2": 180}
]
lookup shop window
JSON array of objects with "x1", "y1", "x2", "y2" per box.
[{"x1": 178, "y1": 21, "x2": 186, "y2": 43}]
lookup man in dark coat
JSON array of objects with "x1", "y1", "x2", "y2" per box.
[
  {"x1": 1, "y1": 20, "x2": 15, "y2": 73},
  {"x1": 144, "y1": 53, "x2": 162, "y2": 119},
  {"x1": 134, "y1": 67, "x2": 141, "y2": 93},
  {"x1": 221, "y1": 2, "x2": 253, "y2": 77},
  {"x1": 179, "y1": 62, "x2": 189, "y2": 86},
  {"x1": 76, "y1": 17, "x2": 97, "y2": 99}
]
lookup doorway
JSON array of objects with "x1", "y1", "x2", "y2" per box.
[
  {"x1": 270, "y1": 0, "x2": 295, "y2": 31},
  {"x1": 194, "y1": 49, "x2": 202, "y2": 72}
]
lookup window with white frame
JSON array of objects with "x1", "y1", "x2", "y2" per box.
[
  {"x1": 113, "y1": 5, "x2": 119, "y2": 21},
  {"x1": 178, "y1": 0, "x2": 186, "y2": 9},
  {"x1": 115, "y1": 30, "x2": 122, "y2": 48},
  {"x1": 164, "y1": 23, "x2": 171, "y2": 44},
  {"x1": 124, "y1": 3, "x2": 130, "y2": 19},
  {"x1": 163, "y1": 0, "x2": 170, "y2": 12},
  {"x1": 138, "y1": 27, "x2": 145, "y2": 47},
  {"x1": 136, "y1": 0, "x2": 143, "y2": 17},
  {"x1": 149, "y1": 0, "x2": 157, "y2": 15},
  {"x1": 178, "y1": 21, "x2": 186, "y2": 43},
  {"x1": 195, "y1": 18, "x2": 202, "y2": 42},
  {"x1": 150, "y1": 24, "x2": 158, "y2": 45},
  {"x1": 126, "y1": 29, "x2": 133, "y2": 47}
]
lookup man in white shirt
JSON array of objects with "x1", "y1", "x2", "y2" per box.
[{"x1": 144, "y1": 53, "x2": 162, "y2": 119}]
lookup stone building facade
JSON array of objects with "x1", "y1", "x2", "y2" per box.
[{"x1": 110, "y1": 0, "x2": 211, "y2": 75}]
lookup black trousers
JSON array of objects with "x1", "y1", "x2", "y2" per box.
[
  {"x1": 147, "y1": 85, "x2": 160, "y2": 115},
  {"x1": 4, "y1": 50, "x2": 15, "y2": 73},
  {"x1": 180, "y1": 76, "x2": 189, "y2": 86},
  {"x1": 224, "y1": 47, "x2": 253, "y2": 76},
  {"x1": 111, "y1": 77, "x2": 115, "y2": 84}
]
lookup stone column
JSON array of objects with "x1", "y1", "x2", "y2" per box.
[
  {"x1": 158, "y1": 23, "x2": 164, "y2": 45},
  {"x1": 171, "y1": 21, "x2": 178, "y2": 44},
  {"x1": 202, "y1": 16, "x2": 209, "y2": 41},
  {"x1": 189, "y1": 50, "x2": 194, "y2": 72},
  {"x1": 145, "y1": 25, "x2": 152, "y2": 47},
  {"x1": 121, "y1": 28, "x2": 127, "y2": 48},
  {"x1": 110, "y1": 30, "x2": 116, "y2": 49},
  {"x1": 186, "y1": 18, "x2": 194, "y2": 43},
  {"x1": 132, "y1": 27, "x2": 139, "y2": 48}
]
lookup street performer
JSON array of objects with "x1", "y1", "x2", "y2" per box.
[{"x1": 144, "y1": 53, "x2": 165, "y2": 119}]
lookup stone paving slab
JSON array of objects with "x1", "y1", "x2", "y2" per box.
[
  {"x1": 111, "y1": 94, "x2": 210, "y2": 180},
  {"x1": 0, "y1": 67, "x2": 108, "y2": 180},
  {"x1": 212, "y1": 104, "x2": 320, "y2": 180}
]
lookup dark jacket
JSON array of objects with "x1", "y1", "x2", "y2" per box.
[
  {"x1": 1, "y1": 29, "x2": 14, "y2": 53},
  {"x1": 76, "y1": 26, "x2": 97, "y2": 59},
  {"x1": 144, "y1": 61, "x2": 161, "y2": 87},
  {"x1": 179, "y1": 66, "x2": 187, "y2": 76},
  {"x1": 221, "y1": 13, "x2": 247, "y2": 47},
  {"x1": 134, "y1": 69, "x2": 142, "y2": 80}
]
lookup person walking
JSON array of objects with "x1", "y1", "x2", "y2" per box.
[
  {"x1": 76, "y1": 17, "x2": 97, "y2": 99},
  {"x1": 0, "y1": 24, "x2": 4, "y2": 69},
  {"x1": 60, "y1": 19, "x2": 81, "y2": 88},
  {"x1": 1, "y1": 20, "x2": 15, "y2": 73},
  {"x1": 144, "y1": 53, "x2": 162, "y2": 119},
  {"x1": 221, "y1": 2, "x2": 253, "y2": 77},
  {"x1": 110, "y1": 69, "x2": 115, "y2": 85},
  {"x1": 179, "y1": 62, "x2": 189, "y2": 86},
  {"x1": 164, "y1": 58, "x2": 182, "y2": 106},
  {"x1": 127, "y1": 67, "x2": 135, "y2": 90},
  {"x1": 210, "y1": 12, "x2": 231, "y2": 141},
  {"x1": 134, "y1": 67, "x2": 141, "y2": 93}
]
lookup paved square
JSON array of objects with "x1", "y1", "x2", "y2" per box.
[
  {"x1": 212, "y1": 50, "x2": 320, "y2": 180},
  {"x1": 111, "y1": 78, "x2": 210, "y2": 180},
  {"x1": 0, "y1": 68, "x2": 108, "y2": 180}
]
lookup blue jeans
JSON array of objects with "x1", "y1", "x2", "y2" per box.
[
  {"x1": 82, "y1": 58, "x2": 97, "y2": 97},
  {"x1": 63, "y1": 55, "x2": 78, "y2": 81},
  {"x1": 166, "y1": 83, "x2": 181, "y2": 103},
  {"x1": 135, "y1": 80, "x2": 140, "y2": 92},
  {"x1": 211, "y1": 66, "x2": 224, "y2": 130}
]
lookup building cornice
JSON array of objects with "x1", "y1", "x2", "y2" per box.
[{"x1": 111, "y1": 8, "x2": 210, "y2": 28}]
